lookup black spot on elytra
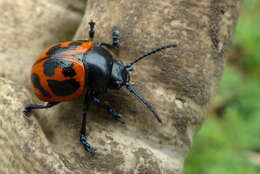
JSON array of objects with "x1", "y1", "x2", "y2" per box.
[
  {"x1": 33, "y1": 41, "x2": 86, "y2": 67},
  {"x1": 47, "y1": 79, "x2": 80, "y2": 96},
  {"x1": 33, "y1": 57, "x2": 49, "y2": 67},
  {"x1": 68, "y1": 41, "x2": 82, "y2": 47},
  {"x1": 62, "y1": 66, "x2": 76, "y2": 77},
  {"x1": 44, "y1": 59, "x2": 74, "y2": 77},
  {"x1": 46, "y1": 41, "x2": 82, "y2": 56},
  {"x1": 31, "y1": 73, "x2": 51, "y2": 98},
  {"x1": 46, "y1": 44, "x2": 62, "y2": 56}
]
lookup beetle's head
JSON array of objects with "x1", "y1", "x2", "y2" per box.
[
  {"x1": 108, "y1": 44, "x2": 177, "y2": 123},
  {"x1": 109, "y1": 60, "x2": 130, "y2": 89}
]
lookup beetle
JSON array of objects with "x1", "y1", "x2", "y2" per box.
[{"x1": 23, "y1": 21, "x2": 177, "y2": 153}]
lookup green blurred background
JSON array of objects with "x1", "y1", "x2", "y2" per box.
[{"x1": 184, "y1": 0, "x2": 260, "y2": 173}]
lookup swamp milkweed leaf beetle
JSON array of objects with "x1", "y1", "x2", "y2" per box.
[{"x1": 23, "y1": 20, "x2": 177, "y2": 154}]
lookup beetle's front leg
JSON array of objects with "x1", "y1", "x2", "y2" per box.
[{"x1": 92, "y1": 97, "x2": 125, "y2": 124}]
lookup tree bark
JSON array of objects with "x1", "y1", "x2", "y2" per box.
[{"x1": 0, "y1": 0, "x2": 241, "y2": 174}]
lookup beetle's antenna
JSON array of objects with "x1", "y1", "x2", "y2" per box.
[
  {"x1": 125, "y1": 44, "x2": 177, "y2": 69},
  {"x1": 125, "y1": 83, "x2": 162, "y2": 123}
]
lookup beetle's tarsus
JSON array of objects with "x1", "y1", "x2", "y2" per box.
[
  {"x1": 93, "y1": 97, "x2": 125, "y2": 124},
  {"x1": 80, "y1": 91, "x2": 93, "y2": 153},
  {"x1": 112, "y1": 26, "x2": 119, "y2": 47},
  {"x1": 108, "y1": 109, "x2": 125, "y2": 124},
  {"x1": 23, "y1": 108, "x2": 31, "y2": 115},
  {"x1": 115, "y1": 117, "x2": 125, "y2": 124},
  {"x1": 80, "y1": 135, "x2": 94, "y2": 154}
]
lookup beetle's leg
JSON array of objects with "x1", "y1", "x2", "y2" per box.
[
  {"x1": 96, "y1": 26, "x2": 119, "y2": 54},
  {"x1": 23, "y1": 102, "x2": 59, "y2": 116},
  {"x1": 92, "y1": 97, "x2": 125, "y2": 124},
  {"x1": 89, "y1": 20, "x2": 95, "y2": 41},
  {"x1": 97, "y1": 43, "x2": 114, "y2": 49},
  {"x1": 80, "y1": 91, "x2": 94, "y2": 154},
  {"x1": 97, "y1": 42, "x2": 119, "y2": 56},
  {"x1": 112, "y1": 26, "x2": 119, "y2": 47}
]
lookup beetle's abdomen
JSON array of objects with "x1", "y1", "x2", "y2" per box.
[{"x1": 30, "y1": 41, "x2": 93, "y2": 102}]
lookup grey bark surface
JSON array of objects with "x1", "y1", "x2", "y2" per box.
[
  {"x1": 0, "y1": 0, "x2": 85, "y2": 85},
  {"x1": 0, "y1": 0, "x2": 241, "y2": 174}
]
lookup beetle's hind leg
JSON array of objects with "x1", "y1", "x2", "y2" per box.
[
  {"x1": 80, "y1": 91, "x2": 94, "y2": 154},
  {"x1": 93, "y1": 97, "x2": 125, "y2": 124},
  {"x1": 23, "y1": 102, "x2": 59, "y2": 116}
]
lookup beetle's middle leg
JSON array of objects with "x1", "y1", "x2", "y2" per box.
[
  {"x1": 80, "y1": 91, "x2": 94, "y2": 154},
  {"x1": 92, "y1": 97, "x2": 125, "y2": 124}
]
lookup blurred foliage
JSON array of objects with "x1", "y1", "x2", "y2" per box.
[{"x1": 184, "y1": 0, "x2": 260, "y2": 174}]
